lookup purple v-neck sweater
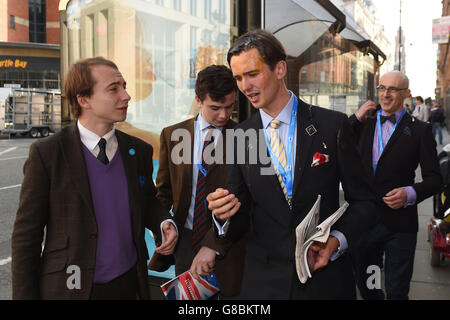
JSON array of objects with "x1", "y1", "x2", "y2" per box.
[{"x1": 82, "y1": 145, "x2": 137, "y2": 284}]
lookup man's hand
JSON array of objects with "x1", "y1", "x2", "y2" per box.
[
  {"x1": 206, "y1": 188, "x2": 241, "y2": 223},
  {"x1": 383, "y1": 187, "x2": 407, "y2": 210},
  {"x1": 190, "y1": 247, "x2": 216, "y2": 281},
  {"x1": 155, "y1": 222, "x2": 178, "y2": 255},
  {"x1": 355, "y1": 100, "x2": 377, "y2": 121},
  {"x1": 307, "y1": 236, "x2": 340, "y2": 272}
]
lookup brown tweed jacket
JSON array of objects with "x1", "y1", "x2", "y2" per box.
[
  {"x1": 149, "y1": 116, "x2": 247, "y2": 296},
  {"x1": 11, "y1": 124, "x2": 172, "y2": 299}
]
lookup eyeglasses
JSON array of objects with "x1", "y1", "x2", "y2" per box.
[{"x1": 376, "y1": 85, "x2": 408, "y2": 93}]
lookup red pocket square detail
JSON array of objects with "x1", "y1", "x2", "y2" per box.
[{"x1": 311, "y1": 152, "x2": 330, "y2": 167}]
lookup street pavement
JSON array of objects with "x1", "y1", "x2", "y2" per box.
[
  {"x1": 0, "y1": 126, "x2": 449, "y2": 300},
  {"x1": 0, "y1": 134, "x2": 31, "y2": 300}
]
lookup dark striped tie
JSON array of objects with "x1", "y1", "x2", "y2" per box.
[
  {"x1": 192, "y1": 126, "x2": 214, "y2": 253},
  {"x1": 97, "y1": 138, "x2": 109, "y2": 165}
]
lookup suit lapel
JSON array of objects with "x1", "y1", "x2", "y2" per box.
[
  {"x1": 363, "y1": 118, "x2": 377, "y2": 177},
  {"x1": 377, "y1": 113, "x2": 412, "y2": 164},
  {"x1": 252, "y1": 113, "x2": 286, "y2": 196},
  {"x1": 183, "y1": 118, "x2": 195, "y2": 198},
  {"x1": 292, "y1": 100, "x2": 316, "y2": 196},
  {"x1": 206, "y1": 118, "x2": 234, "y2": 176},
  {"x1": 60, "y1": 124, "x2": 96, "y2": 221},
  {"x1": 116, "y1": 130, "x2": 141, "y2": 233}
]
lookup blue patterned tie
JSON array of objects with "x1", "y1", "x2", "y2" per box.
[
  {"x1": 97, "y1": 138, "x2": 109, "y2": 165},
  {"x1": 192, "y1": 126, "x2": 214, "y2": 253}
]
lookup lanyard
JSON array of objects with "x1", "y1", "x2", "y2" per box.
[
  {"x1": 195, "y1": 118, "x2": 214, "y2": 177},
  {"x1": 263, "y1": 97, "x2": 298, "y2": 206},
  {"x1": 373, "y1": 108, "x2": 406, "y2": 173}
]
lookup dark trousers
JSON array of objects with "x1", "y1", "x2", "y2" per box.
[
  {"x1": 354, "y1": 222, "x2": 417, "y2": 300},
  {"x1": 90, "y1": 265, "x2": 138, "y2": 300},
  {"x1": 432, "y1": 122, "x2": 443, "y2": 144}
]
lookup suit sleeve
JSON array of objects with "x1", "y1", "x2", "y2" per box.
[
  {"x1": 155, "y1": 128, "x2": 173, "y2": 212},
  {"x1": 334, "y1": 115, "x2": 377, "y2": 249},
  {"x1": 413, "y1": 123, "x2": 443, "y2": 203},
  {"x1": 348, "y1": 113, "x2": 364, "y2": 138},
  {"x1": 223, "y1": 138, "x2": 253, "y2": 243},
  {"x1": 141, "y1": 142, "x2": 173, "y2": 244},
  {"x1": 11, "y1": 143, "x2": 49, "y2": 299}
]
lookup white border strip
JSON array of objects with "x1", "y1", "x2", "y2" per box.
[
  {"x1": 0, "y1": 147, "x2": 17, "y2": 156},
  {"x1": 0, "y1": 184, "x2": 21, "y2": 191},
  {"x1": 0, "y1": 257, "x2": 11, "y2": 266}
]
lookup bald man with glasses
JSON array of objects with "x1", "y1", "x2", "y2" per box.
[{"x1": 349, "y1": 71, "x2": 442, "y2": 300}]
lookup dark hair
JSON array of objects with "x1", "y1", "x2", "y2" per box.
[
  {"x1": 64, "y1": 57, "x2": 119, "y2": 118},
  {"x1": 195, "y1": 65, "x2": 237, "y2": 102},
  {"x1": 227, "y1": 29, "x2": 287, "y2": 70},
  {"x1": 415, "y1": 96, "x2": 424, "y2": 103}
]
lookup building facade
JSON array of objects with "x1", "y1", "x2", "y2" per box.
[
  {"x1": 0, "y1": 0, "x2": 61, "y2": 90},
  {"x1": 438, "y1": 0, "x2": 450, "y2": 125}
]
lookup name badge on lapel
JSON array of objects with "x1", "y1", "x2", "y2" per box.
[{"x1": 306, "y1": 125, "x2": 317, "y2": 136}]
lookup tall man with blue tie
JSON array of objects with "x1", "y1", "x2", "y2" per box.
[
  {"x1": 349, "y1": 71, "x2": 442, "y2": 299},
  {"x1": 11, "y1": 57, "x2": 178, "y2": 299},
  {"x1": 207, "y1": 29, "x2": 377, "y2": 299}
]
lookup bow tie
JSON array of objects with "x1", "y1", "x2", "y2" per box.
[{"x1": 380, "y1": 114, "x2": 396, "y2": 124}]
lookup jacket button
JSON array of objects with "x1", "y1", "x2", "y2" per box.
[{"x1": 90, "y1": 234, "x2": 97, "y2": 239}]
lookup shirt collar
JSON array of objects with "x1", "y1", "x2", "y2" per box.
[
  {"x1": 77, "y1": 120, "x2": 116, "y2": 151},
  {"x1": 260, "y1": 91, "x2": 295, "y2": 129},
  {"x1": 197, "y1": 112, "x2": 224, "y2": 131}
]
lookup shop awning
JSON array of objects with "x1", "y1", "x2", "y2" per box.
[
  {"x1": 264, "y1": 0, "x2": 385, "y2": 63},
  {"x1": 264, "y1": 0, "x2": 345, "y2": 57}
]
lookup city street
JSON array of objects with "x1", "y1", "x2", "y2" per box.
[
  {"x1": 0, "y1": 135, "x2": 30, "y2": 299},
  {"x1": 0, "y1": 130, "x2": 449, "y2": 300}
]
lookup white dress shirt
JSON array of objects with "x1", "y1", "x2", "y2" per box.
[{"x1": 77, "y1": 120, "x2": 118, "y2": 161}]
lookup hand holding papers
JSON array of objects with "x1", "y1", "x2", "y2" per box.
[{"x1": 295, "y1": 195, "x2": 349, "y2": 284}]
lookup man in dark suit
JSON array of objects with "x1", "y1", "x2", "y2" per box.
[
  {"x1": 149, "y1": 65, "x2": 246, "y2": 297},
  {"x1": 11, "y1": 57, "x2": 178, "y2": 300},
  {"x1": 349, "y1": 71, "x2": 442, "y2": 300},
  {"x1": 207, "y1": 29, "x2": 377, "y2": 299}
]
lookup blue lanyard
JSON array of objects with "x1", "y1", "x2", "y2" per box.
[
  {"x1": 263, "y1": 97, "x2": 298, "y2": 206},
  {"x1": 195, "y1": 118, "x2": 211, "y2": 177},
  {"x1": 373, "y1": 109, "x2": 406, "y2": 173}
]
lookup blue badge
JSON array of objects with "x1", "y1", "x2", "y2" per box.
[{"x1": 129, "y1": 148, "x2": 136, "y2": 156}]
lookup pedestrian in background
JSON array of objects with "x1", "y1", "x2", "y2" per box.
[
  {"x1": 412, "y1": 96, "x2": 429, "y2": 122},
  {"x1": 349, "y1": 71, "x2": 442, "y2": 300},
  {"x1": 404, "y1": 103, "x2": 412, "y2": 114},
  {"x1": 429, "y1": 102, "x2": 445, "y2": 145},
  {"x1": 11, "y1": 57, "x2": 178, "y2": 300}
]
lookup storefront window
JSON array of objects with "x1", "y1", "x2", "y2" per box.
[
  {"x1": 0, "y1": 56, "x2": 60, "y2": 89},
  {"x1": 64, "y1": 0, "x2": 237, "y2": 135},
  {"x1": 290, "y1": 33, "x2": 375, "y2": 115}
]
